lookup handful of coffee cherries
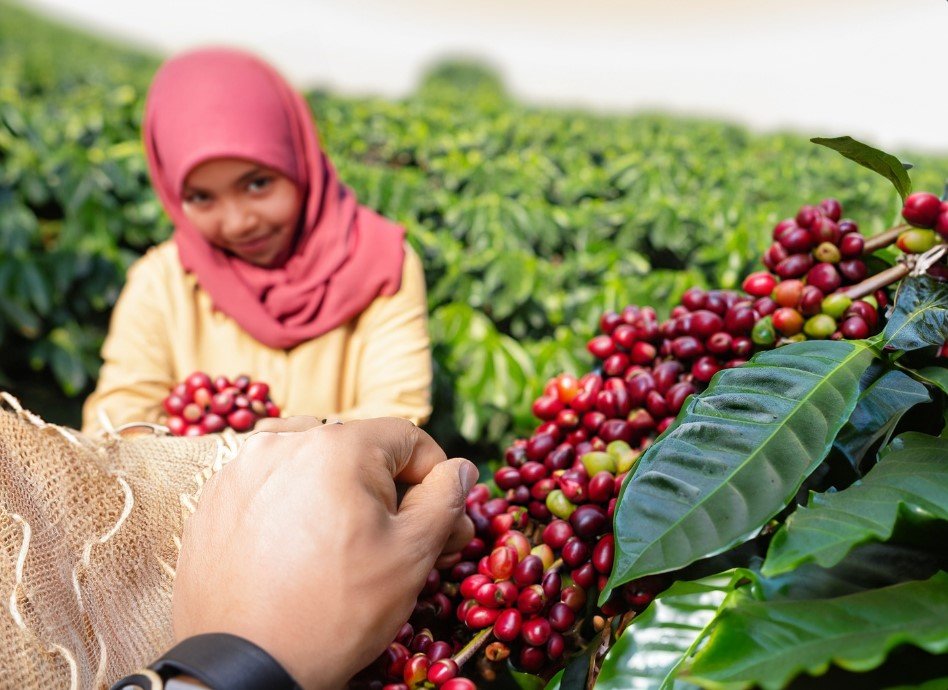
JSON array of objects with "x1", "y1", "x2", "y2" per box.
[{"x1": 161, "y1": 372, "x2": 281, "y2": 436}]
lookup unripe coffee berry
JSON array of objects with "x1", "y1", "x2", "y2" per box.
[{"x1": 804, "y1": 314, "x2": 837, "y2": 339}]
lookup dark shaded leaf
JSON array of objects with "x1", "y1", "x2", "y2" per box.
[
  {"x1": 685, "y1": 573, "x2": 948, "y2": 690},
  {"x1": 833, "y1": 368, "x2": 930, "y2": 469},
  {"x1": 764, "y1": 433, "x2": 948, "y2": 576},
  {"x1": 594, "y1": 574, "x2": 734, "y2": 690},
  {"x1": 883, "y1": 276, "x2": 948, "y2": 352}
]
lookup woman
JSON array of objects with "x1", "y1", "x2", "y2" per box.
[{"x1": 82, "y1": 48, "x2": 432, "y2": 433}]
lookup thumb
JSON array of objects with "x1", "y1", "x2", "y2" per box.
[{"x1": 395, "y1": 458, "x2": 478, "y2": 577}]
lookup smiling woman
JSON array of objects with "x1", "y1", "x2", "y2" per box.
[
  {"x1": 81, "y1": 48, "x2": 434, "y2": 434},
  {"x1": 181, "y1": 159, "x2": 303, "y2": 267}
]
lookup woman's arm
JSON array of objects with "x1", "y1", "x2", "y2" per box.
[
  {"x1": 82, "y1": 253, "x2": 177, "y2": 433},
  {"x1": 341, "y1": 245, "x2": 433, "y2": 425}
]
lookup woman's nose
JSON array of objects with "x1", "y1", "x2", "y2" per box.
[{"x1": 221, "y1": 199, "x2": 256, "y2": 236}]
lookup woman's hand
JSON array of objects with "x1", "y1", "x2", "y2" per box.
[{"x1": 172, "y1": 417, "x2": 478, "y2": 690}]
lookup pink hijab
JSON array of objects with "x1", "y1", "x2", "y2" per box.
[{"x1": 143, "y1": 48, "x2": 406, "y2": 350}]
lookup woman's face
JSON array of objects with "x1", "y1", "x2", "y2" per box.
[{"x1": 181, "y1": 157, "x2": 302, "y2": 267}]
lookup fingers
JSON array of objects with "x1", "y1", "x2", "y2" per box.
[
  {"x1": 253, "y1": 415, "x2": 326, "y2": 433},
  {"x1": 395, "y1": 458, "x2": 479, "y2": 576},
  {"x1": 341, "y1": 418, "x2": 447, "y2": 483},
  {"x1": 441, "y1": 512, "x2": 476, "y2": 555}
]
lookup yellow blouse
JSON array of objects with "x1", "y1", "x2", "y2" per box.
[{"x1": 81, "y1": 240, "x2": 432, "y2": 433}]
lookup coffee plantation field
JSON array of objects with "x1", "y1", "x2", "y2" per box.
[{"x1": 1, "y1": 0, "x2": 946, "y2": 461}]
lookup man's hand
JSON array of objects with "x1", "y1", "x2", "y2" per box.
[{"x1": 172, "y1": 417, "x2": 478, "y2": 690}]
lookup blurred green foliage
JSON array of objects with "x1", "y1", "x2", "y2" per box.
[{"x1": 2, "y1": 1, "x2": 946, "y2": 459}]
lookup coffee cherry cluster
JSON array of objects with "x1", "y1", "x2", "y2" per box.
[
  {"x1": 898, "y1": 191, "x2": 948, "y2": 252},
  {"x1": 355, "y1": 199, "x2": 911, "y2": 688},
  {"x1": 161, "y1": 372, "x2": 280, "y2": 436},
  {"x1": 366, "y1": 621, "x2": 475, "y2": 690},
  {"x1": 743, "y1": 198, "x2": 885, "y2": 342}
]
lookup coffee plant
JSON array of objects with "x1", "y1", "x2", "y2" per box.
[{"x1": 345, "y1": 137, "x2": 947, "y2": 688}]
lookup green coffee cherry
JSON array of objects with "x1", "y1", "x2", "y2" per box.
[
  {"x1": 582, "y1": 451, "x2": 617, "y2": 475},
  {"x1": 606, "y1": 440, "x2": 639, "y2": 473},
  {"x1": 821, "y1": 293, "x2": 852, "y2": 319},
  {"x1": 896, "y1": 229, "x2": 938, "y2": 254},
  {"x1": 546, "y1": 489, "x2": 576, "y2": 519},
  {"x1": 751, "y1": 316, "x2": 776, "y2": 346},
  {"x1": 804, "y1": 313, "x2": 837, "y2": 339}
]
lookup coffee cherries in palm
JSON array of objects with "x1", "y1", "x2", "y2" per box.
[{"x1": 162, "y1": 372, "x2": 280, "y2": 436}]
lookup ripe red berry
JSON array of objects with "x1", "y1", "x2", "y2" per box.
[
  {"x1": 691, "y1": 356, "x2": 721, "y2": 383},
  {"x1": 806, "y1": 263, "x2": 841, "y2": 295},
  {"x1": 587, "y1": 335, "x2": 616, "y2": 359},
  {"x1": 493, "y1": 608, "x2": 523, "y2": 642},
  {"x1": 592, "y1": 534, "x2": 615, "y2": 573},
  {"x1": 203, "y1": 413, "x2": 227, "y2": 434},
  {"x1": 779, "y1": 227, "x2": 814, "y2": 254},
  {"x1": 902, "y1": 192, "x2": 942, "y2": 228},
  {"x1": 185, "y1": 371, "x2": 213, "y2": 395},
  {"x1": 403, "y1": 654, "x2": 430, "y2": 686},
  {"x1": 227, "y1": 408, "x2": 256, "y2": 432},
  {"x1": 840, "y1": 316, "x2": 870, "y2": 339},
  {"x1": 163, "y1": 393, "x2": 186, "y2": 416},
  {"x1": 775, "y1": 253, "x2": 815, "y2": 279},
  {"x1": 819, "y1": 198, "x2": 842, "y2": 221},
  {"x1": 441, "y1": 679, "x2": 476, "y2": 690},
  {"x1": 167, "y1": 415, "x2": 187, "y2": 436},
  {"x1": 570, "y1": 504, "x2": 608, "y2": 539},
  {"x1": 742, "y1": 271, "x2": 777, "y2": 297},
  {"x1": 427, "y1": 659, "x2": 459, "y2": 686},
  {"x1": 838, "y1": 259, "x2": 867, "y2": 283},
  {"x1": 839, "y1": 233, "x2": 865, "y2": 258}
]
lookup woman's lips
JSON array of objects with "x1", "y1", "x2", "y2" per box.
[{"x1": 232, "y1": 234, "x2": 272, "y2": 254}]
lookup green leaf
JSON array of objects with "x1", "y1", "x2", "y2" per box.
[
  {"x1": 762, "y1": 433, "x2": 948, "y2": 576},
  {"x1": 754, "y1": 541, "x2": 944, "y2": 603},
  {"x1": 594, "y1": 574, "x2": 735, "y2": 690},
  {"x1": 833, "y1": 368, "x2": 930, "y2": 469},
  {"x1": 684, "y1": 572, "x2": 948, "y2": 690},
  {"x1": 606, "y1": 340, "x2": 876, "y2": 599},
  {"x1": 508, "y1": 665, "x2": 546, "y2": 690},
  {"x1": 810, "y1": 136, "x2": 912, "y2": 201},
  {"x1": 914, "y1": 366, "x2": 948, "y2": 396},
  {"x1": 883, "y1": 276, "x2": 948, "y2": 352}
]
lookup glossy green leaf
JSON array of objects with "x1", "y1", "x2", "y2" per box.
[
  {"x1": 594, "y1": 574, "x2": 735, "y2": 690},
  {"x1": 753, "y1": 541, "x2": 945, "y2": 603},
  {"x1": 833, "y1": 368, "x2": 930, "y2": 468},
  {"x1": 883, "y1": 276, "x2": 948, "y2": 352},
  {"x1": 684, "y1": 572, "x2": 948, "y2": 690},
  {"x1": 810, "y1": 136, "x2": 912, "y2": 201},
  {"x1": 914, "y1": 366, "x2": 948, "y2": 396},
  {"x1": 762, "y1": 433, "x2": 948, "y2": 576},
  {"x1": 606, "y1": 340, "x2": 876, "y2": 599},
  {"x1": 509, "y1": 666, "x2": 546, "y2": 690}
]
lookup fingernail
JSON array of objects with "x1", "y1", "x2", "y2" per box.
[{"x1": 458, "y1": 461, "x2": 479, "y2": 494}]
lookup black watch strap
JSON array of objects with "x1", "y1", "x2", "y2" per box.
[{"x1": 110, "y1": 633, "x2": 301, "y2": 690}]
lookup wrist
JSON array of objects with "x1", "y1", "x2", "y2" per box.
[{"x1": 110, "y1": 633, "x2": 301, "y2": 690}]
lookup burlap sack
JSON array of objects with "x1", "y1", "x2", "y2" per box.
[{"x1": 0, "y1": 393, "x2": 242, "y2": 689}]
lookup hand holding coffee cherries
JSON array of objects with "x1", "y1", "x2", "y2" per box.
[
  {"x1": 172, "y1": 416, "x2": 478, "y2": 690},
  {"x1": 162, "y1": 372, "x2": 281, "y2": 435}
]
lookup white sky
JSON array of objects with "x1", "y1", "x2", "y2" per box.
[{"x1": 21, "y1": 0, "x2": 948, "y2": 154}]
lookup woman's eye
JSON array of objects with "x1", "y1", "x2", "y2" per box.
[
  {"x1": 248, "y1": 176, "x2": 273, "y2": 193},
  {"x1": 183, "y1": 191, "x2": 211, "y2": 206}
]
